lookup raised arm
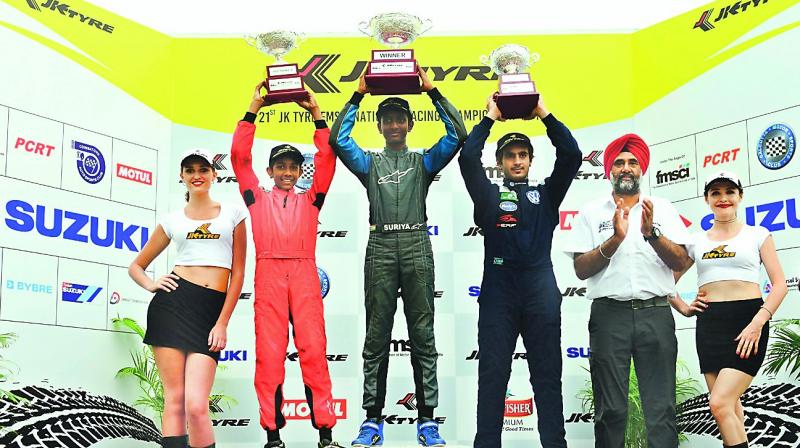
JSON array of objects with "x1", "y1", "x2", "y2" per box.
[
  {"x1": 537, "y1": 97, "x2": 582, "y2": 210},
  {"x1": 231, "y1": 82, "x2": 268, "y2": 204},
  {"x1": 421, "y1": 68, "x2": 468, "y2": 174},
  {"x1": 296, "y1": 93, "x2": 336, "y2": 209},
  {"x1": 458, "y1": 95, "x2": 499, "y2": 208},
  {"x1": 329, "y1": 76, "x2": 372, "y2": 183}
]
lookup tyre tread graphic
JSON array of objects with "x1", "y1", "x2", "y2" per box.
[{"x1": 0, "y1": 386, "x2": 160, "y2": 447}]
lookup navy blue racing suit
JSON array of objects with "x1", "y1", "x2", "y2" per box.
[{"x1": 458, "y1": 114, "x2": 581, "y2": 448}]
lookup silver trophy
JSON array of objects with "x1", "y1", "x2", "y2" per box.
[
  {"x1": 481, "y1": 44, "x2": 541, "y2": 119},
  {"x1": 359, "y1": 12, "x2": 432, "y2": 48},
  {"x1": 244, "y1": 31, "x2": 309, "y2": 103},
  {"x1": 245, "y1": 31, "x2": 303, "y2": 64},
  {"x1": 481, "y1": 44, "x2": 540, "y2": 75}
]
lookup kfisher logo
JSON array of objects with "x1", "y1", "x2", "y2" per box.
[
  {"x1": 186, "y1": 223, "x2": 221, "y2": 240},
  {"x1": 655, "y1": 163, "x2": 691, "y2": 185},
  {"x1": 702, "y1": 148, "x2": 740, "y2": 168},
  {"x1": 702, "y1": 244, "x2": 736, "y2": 259},
  {"x1": 14, "y1": 137, "x2": 56, "y2": 157},
  {"x1": 61, "y1": 282, "x2": 102, "y2": 303},
  {"x1": 693, "y1": 0, "x2": 770, "y2": 32},
  {"x1": 5, "y1": 279, "x2": 53, "y2": 294},
  {"x1": 26, "y1": 0, "x2": 115, "y2": 33},
  {"x1": 219, "y1": 350, "x2": 248, "y2": 362},
  {"x1": 701, "y1": 198, "x2": 800, "y2": 232},
  {"x1": 74, "y1": 141, "x2": 106, "y2": 184},
  {"x1": 116, "y1": 164, "x2": 153, "y2": 185},
  {"x1": 287, "y1": 352, "x2": 348, "y2": 362},
  {"x1": 4, "y1": 200, "x2": 150, "y2": 252},
  {"x1": 282, "y1": 398, "x2": 347, "y2": 420},
  {"x1": 560, "y1": 210, "x2": 579, "y2": 230},
  {"x1": 504, "y1": 392, "x2": 534, "y2": 418}
]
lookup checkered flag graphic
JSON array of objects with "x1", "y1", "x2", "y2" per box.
[{"x1": 764, "y1": 135, "x2": 788, "y2": 159}]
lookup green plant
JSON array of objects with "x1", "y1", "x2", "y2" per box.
[
  {"x1": 0, "y1": 332, "x2": 22, "y2": 403},
  {"x1": 764, "y1": 318, "x2": 800, "y2": 379},
  {"x1": 577, "y1": 360, "x2": 701, "y2": 448},
  {"x1": 112, "y1": 317, "x2": 236, "y2": 421}
]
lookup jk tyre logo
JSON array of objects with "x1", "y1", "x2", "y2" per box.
[
  {"x1": 186, "y1": 223, "x2": 221, "y2": 240},
  {"x1": 26, "y1": 0, "x2": 116, "y2": 33},
  {"x1": 757, "y1": 124, "x2": 795, "y2": 170},
  {"x1": 693, "y1": 0, "x2": 770, "y2": 32},
  {"x1": 73, "y1": 141, "x2": 106, "y2": 184},
  {"x1": 299, "y1": 55, "x2": 341, "y2": 94}
]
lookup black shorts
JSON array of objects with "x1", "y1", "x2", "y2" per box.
[
  {"x1": 143, "y1": 275, "x2": 226, "y2": 362},
  {"x1": 696, "y1": 298, "x2": 769, "y2": 377}
]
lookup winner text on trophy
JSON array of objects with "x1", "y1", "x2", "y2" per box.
[
  {"x1": 246, "y1": 31, "x2": 310, "y2": 104},
  {"x1": 481, "y1": 44, "x2": 540, "y2": 119},
  {"x1": 359, "y1": 12, "x2": 432, "y2": 95}
]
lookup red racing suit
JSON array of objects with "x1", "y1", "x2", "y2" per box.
[{"x1": 230, "y1": 113, "x2": 336, "y2": 431}]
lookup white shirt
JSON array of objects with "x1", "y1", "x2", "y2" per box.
[
  {"x1": 564, "y1": 194, "x2": 690, "y2": 300},
  {"x1": 159, "y1": 202, "x2": 247, "y2": 269},
  {"x1": 686, "y1": 224, "x2": 769, "y2": 287}
]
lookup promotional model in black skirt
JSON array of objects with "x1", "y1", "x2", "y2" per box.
[
  {"x1": 129, "y1": 148, "x2": 248, "y2": 448},
  {"x1": 672, "y1": 170, "x2": 788, "y2": 448}
]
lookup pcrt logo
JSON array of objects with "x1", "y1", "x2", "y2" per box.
[
  {"x1": 14, "y1": 137, "x2": 56, "y2": 157},
  {"x1": 282, "y1": 398, "x2": 347, "y2": 420},
  {"x1": 700, "y1": 198, "x2": 800, "y2": 232},
  {"x1": 4, "y1": 199, "x2": 150, "y2": 252},
  {"x1": 318, "y1": 266, "x2": 330, "y2": 298},
  {"x1": 703, "y1": 148, "x2": 740, "y2": 167},
  {"x1": 757, "y1": 124, "x2": 795, "y2": 170},
  {"x1": 693, "y1": 0, "x2": 770, "y2": 32},
  {"x1": 73, "y1": 141, "x2": 106, "y2": 184},
  {"x1": 61, "y1": 282, "x2": 102, "y2": 303}
]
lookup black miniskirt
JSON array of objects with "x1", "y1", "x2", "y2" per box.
[
  {"x1": 143, "y1": 275, "x2": 226, "y2": 362},
  {"x1": 696, "y1": 298, "x2": 769, "y2": 377}
]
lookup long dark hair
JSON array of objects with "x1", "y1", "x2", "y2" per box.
[{"x1": 181, "y1": 156, "x2": 214, "y2": 202}]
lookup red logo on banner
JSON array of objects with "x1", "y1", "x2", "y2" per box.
[
  {"x1": 116, "y1": 163, "x2": 153, "y2": 185},
  {"x1": 702, "y1": 148, "x2": 740, "y2": 167},
  {"x1": 560, "y1": 210, "x2": 579, "y2": 230},
  {"x1": 14, "y1": 137, "x2": 56, "y2": 157},
  {"x1": 504, "y1": 398, "x2": 533, "y2": 417},
  {"x1": 282, "y1": 399, "x2": 347, "y2": 420}
]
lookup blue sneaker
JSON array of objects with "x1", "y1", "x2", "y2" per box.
[
  {"x1": 351, "y1": 418, "x2": 384, "y2": 447},
  {"x1": 417, "y1": 420, "x2": 445, "y2": 447}
]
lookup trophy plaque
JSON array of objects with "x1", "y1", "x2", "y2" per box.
[
  {"x1": 246, "y1": 31, "x2": 310, "y2": 103},
  {"x1": 481, "y1": 44, "x2": 540, "y2": 119}
]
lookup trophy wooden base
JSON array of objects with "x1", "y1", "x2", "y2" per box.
[
  {"x1": 263, "y1": 89, "x2": 310, "y2": 104},
  {"x1": 495, "y1": 92, "x2": 539, "y2": 119},
  {"x1": 365, "y1": 72, "x2": 421, "y2": 95}
]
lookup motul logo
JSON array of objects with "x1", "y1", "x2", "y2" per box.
[
  {"x1": 282, "y1": 399, "x2": 347, "y2": 420},
  {"x1": 560, "y1": 210, "x2": 579, "y2": 230},
  {"x1": 505, "y1": 398, "x2": 533, "y2": 417},
  {"x1": 116, "y1": 164, "x2": 152, "y2": 185}
]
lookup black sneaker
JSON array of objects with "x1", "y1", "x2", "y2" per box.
[
  {"x1": 264, "y1": 441, "x2": 285, "y2": 448},
  {"x1": 319, "y1": 440, "x2": 345, "y2": 448}
]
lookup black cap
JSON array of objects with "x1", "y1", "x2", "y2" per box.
[
  {"x1": 376, "y1": 97, "x2": 413, "y2": 123},
  {"x1": 269, "y1": 144, "x2": 304, "y2": 166},
  {"x1": 495, "y1": 132, "x2": 533, "y2": 159}
]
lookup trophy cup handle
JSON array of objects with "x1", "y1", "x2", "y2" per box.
[
  {"x1": 244, "y1": 34, "x2": 258, "y2": 48},
  {"x1": 479, "y1": 55, "x2": 491, "y2": 66},
  {"x1": 530, "y1": 52, "x2": 541, "y2": 64},
  {"x1": 420, "y1": 18, "x2": 433, "y2": 35},
  {"x1": 358, "y1": 21, "x2": 372, "y2": 36}
]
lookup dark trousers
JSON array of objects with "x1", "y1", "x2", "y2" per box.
[
  {"x1": 589, "y1": 299, "x2": 678, "y2": 448},
  {"x1": 474, "y1": 267, "x2": 566, "y2": 448},
  {"x1": 361, "y1": 231, "x2": 439, "y2": 412}
]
